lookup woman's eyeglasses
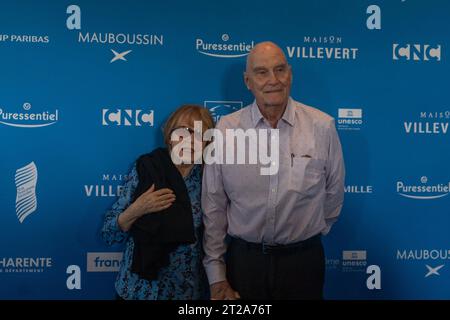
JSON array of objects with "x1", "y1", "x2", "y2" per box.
[{"x1": 170, "y1": 127, "x2": 203, "y2": 140}]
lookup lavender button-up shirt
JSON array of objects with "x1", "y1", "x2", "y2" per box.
[{"x1": 202, "y1": 97, "x2": 345, "y2": 285}]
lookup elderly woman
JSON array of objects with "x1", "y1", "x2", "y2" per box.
[{"x1": 101, "y1": 105, "x2": 214, "y2": 300}]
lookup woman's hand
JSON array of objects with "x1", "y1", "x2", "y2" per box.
[
  {"x1": 132, "y1": 184, "x2": 176, "y2": 216},
  {"x1": 118, "y1": 184, "x2": 176, "y2": 232}
]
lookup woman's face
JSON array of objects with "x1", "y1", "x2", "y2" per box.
[{"x1": 169, "y1": 114, "x2": 207, "y2": 165}]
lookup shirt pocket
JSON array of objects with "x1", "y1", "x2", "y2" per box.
[{"x1": 289, "y1": 157, "x2": 325, "y2": 195}]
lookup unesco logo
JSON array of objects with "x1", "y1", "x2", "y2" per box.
[{"x1": 337, "y1": 108, "x2": 363, "y2": 131}]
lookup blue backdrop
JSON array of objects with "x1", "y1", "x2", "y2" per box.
[{"x1": 0, "y1": 0, "x2": 449, "y2": 299}]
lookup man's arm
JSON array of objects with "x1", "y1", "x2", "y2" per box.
[
  {"x1": 323, "y1": 119, "x2": 345, "y2": 234},
  {"x1": 201, "y1": 158, "x2": 229, "y2": 285},
  {"x1": 202, "y1": 120, "x2": 240, "y2": 300}
]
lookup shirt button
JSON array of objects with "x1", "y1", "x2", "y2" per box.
[
  {"x1": 272, "y1": 188, "x2": 276, "y2": 193},
  {"x1": 272, "y1": 161, "x2": 276, "y2": 166}
]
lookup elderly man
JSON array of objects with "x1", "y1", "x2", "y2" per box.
[{"x1": 202, "y1": 41, "x2": 345, "y2": 300}]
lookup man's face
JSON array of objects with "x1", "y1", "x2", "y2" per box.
[{"x1": 244, "y1": 46, "x2": 292, "y2": 109}]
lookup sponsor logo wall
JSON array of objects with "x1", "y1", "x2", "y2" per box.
[{"x1": 0, "y1": 0, "x2": 449, "y2": 299}]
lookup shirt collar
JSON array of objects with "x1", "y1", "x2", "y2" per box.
[{"x1": 250, "y1": 97, "x2": 295, "y2": 127}]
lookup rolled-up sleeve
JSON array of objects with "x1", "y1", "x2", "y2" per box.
[
  {"x1": 323, "y1": 119, "x2": 345, "y2": 234},
  {"x1": 101, "y1": 164, "x2": 138, "y2": 245}
]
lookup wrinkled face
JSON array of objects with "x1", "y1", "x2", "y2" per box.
[
  {"x1": 169, "y1": 114, "x2": 206, "y2": 164},
  {"x1": 244, "y1": 44, "x2": 292, "y2": 109}
]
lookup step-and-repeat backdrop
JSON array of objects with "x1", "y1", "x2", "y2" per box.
[{"x1": 0, "y1": 0, "x2": 449, "y2": 299}]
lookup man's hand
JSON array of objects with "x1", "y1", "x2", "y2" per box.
[{"x1": 210, "y1": 280, "x2": 240, "y2": 300}]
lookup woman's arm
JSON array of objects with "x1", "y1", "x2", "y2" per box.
[
  {"x1": 101, "y1": 164, "x2": 139, "y2": 245},
  {"x1": 118, "y1": 183, "x2": 177, "y2": 231}
]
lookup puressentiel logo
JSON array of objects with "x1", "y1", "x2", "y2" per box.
[
  {"x1": 102, "y1": 108, "x2": 154, "y2": 127},
  {"x1": 15, "y1": 162, "x2": 38, "y2": 223},
  {"x1": 0, "y1": 257, "x2": 52, "y2": 273},
  {"x1": 196, "y1": 34, "x2": 254, "y2": 58},
  {"x1": 0, "y1": 102, "x2": 59, "y2": 128},
  {"x1": 342, "y1": 250, "x2": 367, "y2": 272},
  {"x1": 337, "y1": 108, "x2": 363, "y2": 131},
  {"x1": 87, "y1": 252, "x2": 123, "y2": 272},
  {"x1": 204, "y1": 101, "x2": 243, "y2": 123},
  {"x1": 397, "y1": 176, "x2": 450, "y2": 200},
  {"x1": 393, "y1": 43, "x2": 441, "y2": 62}
]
